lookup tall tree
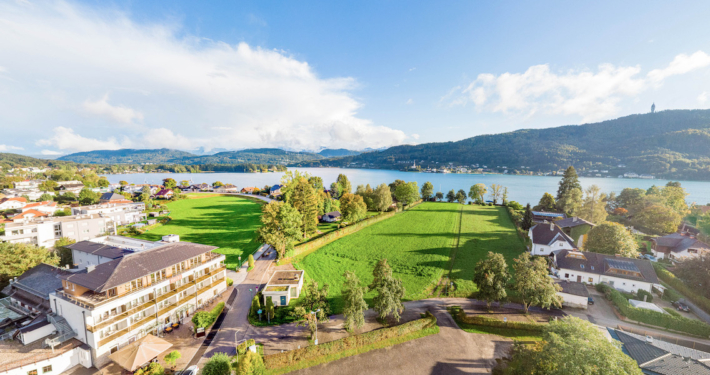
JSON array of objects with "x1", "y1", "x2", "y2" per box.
[
  {"x1": 394, "y1": 181, "x2": 420, "y2": 205},
  {"x1": 502, "y1": 187, "x2": 509, "y2": 205},
  {"x1": 340, "y1": 193, "x2": 368, "y2": 222},
  {"x1": 421, "y1": 181, "x2": 434, "y2": 201},
  {"x1": 615, "y1": 188, "x2": 647, "y2": 214},
  {"x1": 489, "y1": 184, "x2": 503, "y2": 204},
  {"x1": 521, "y1": 204, "x2": 534, "y2": 231},
  {"x1": 579, "y1": 185, "x2": 608, "y2": 224},
  {"x1": 308, "y1": 176, "x2": 324, "y2": 192},
  {"x1": 556, "y1": 166, "x2": 582, "y2": 202},
  {"x1": 435, "y1": 191, "x2": 444, "y2": 201},
  {"x1": 473, "y1": 252, "x2": 510, "y2": 308},
  {"x1": 54, "y1": 237, "x2": 76, "y2": 267},
  {"x1": 585, "y1": 223, "x2": 638, "y2": 257},
  {"x1": 180, "y1": 180, "x2": 190, "y2": 187},
  {"x1": 469, "y1": 183, "x2": 487, "y2": 204},
  {"x1": 331, "y1": 174, "x2": 352, "y2": 198},
  {"x1": 633, "y1": 205, "x2": 682, "y2": 235},
  {"x1": 446, "y1": 189, "x2": 456, "y2": 203},
  {"x1": 78, "y1": 188, "x2": 99, "y2": 205},
  {"x1": 372, "y1": 183, "x2": 393, "y2": 212},
  {"x1": 265, "y1": 296, "x2": 275, "y2": 324},
  {"x1": 38, "y1": 180, "x2": 57, "y2": 192},
  {"x1": 369, "y1": 259, "x2": 405, "y2": 322},
  {"x1": 512, "y1": 253, "x2": 562, "y2": 314},
  {"x1": 140, "y1": 186, "x2": 151, "y2": 202},
  {"x1": 292, "y1": 280, "x2": 330, "y2": 338},
  {"x1": 284, "y1": 177, "x2": 318, "y2": 236},
  {"x1": 0, "y1": 243, "x2": 59, "y2": 286},
  {"x1": 236, "y1": 350, "x2": 265, "y2": 375},
  {"x1": 342, "y1": 271, "x2": 368, "y2": 331},
  {"x1": 534, "y1": 192, "x2": 556, "y2": 211},
  {"x1": 557, "y1": 188, "x2": 583, "y2": 216},
  {"x1": 456, "y1": 189, "x2": 467, "y2": 204},
  {"x1": 163, "y1": 178, "x2": 177, "y2": 189},
  {"x1": 257, "y1": 202, "x2": 303, "y2": 258}
]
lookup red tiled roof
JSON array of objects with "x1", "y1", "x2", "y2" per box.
[
  {"x1": 12, "y1": 209, "x2": 49, "y2": 220},
  {"x1": 24, "y1": 201, "x2": 57, "y2": 209},
  {"x1": 0, "y1": 197, "x2": 27, "y2": 203}
]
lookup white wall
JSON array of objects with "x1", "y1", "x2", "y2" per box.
[
  {"x1": 531, "y1": 240, "x2": 574, "y2": 256},
  {"x1": 0, "y1": 346, "x2": 86, "y2": 375},
  {"x1": 558, "y1": 268, "x2": 653, "y2": 293},
  {"x1": 558, "y1": 292, "x2": 588, "y2": 309},
  {"x1": 20, "y1": 323, "x2": 57, "y2": 345}
]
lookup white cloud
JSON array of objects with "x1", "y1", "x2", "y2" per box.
[
  {"x1": 0, "y1": 0, "x2": 407, "y2": 152},
  {"x1": 699, "y1": 91, "x2": 708, "y2": 104},
  {"x1": 82, "y1": 94, "x2": 143, "y2": 124},
  {"x1": 0, "y1": 145, "x2": 23, "y2": 151},
  {"x1": 41, "y1": 150, "x2": 63, "y2": 155},
  {"x1": 411, "y1": 133, "x2": 420, "y2": 140},
  {"x1": 409, "y1": 67, "x2": 416, "y2": 72},
  {"x1": 406, "y1": 98, "x2": 413, "y2": 105},
  {"x1": 37, "y1": 127, "x2": 131, "y2": 152},
  {"x1": 445, "y1": 51, "x2": 710, "y2": 122}
]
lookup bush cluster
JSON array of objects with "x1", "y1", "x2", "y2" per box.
[
  {"x1": 237, "y1": 339, "x2": 257, "y2": 355},
  {"x1": 263, "y1": 312, "x2": 437, "y2": 370},
  {"x1": 451, "y1": 306, "x2": 545, "y2": 332},
  {"x1": 653, "y1": 263, "x2": 710, "y2": 314},
  {"x1": 192, "y1": 302, "x2": 225, "y2": 329},
  {"x1": 636, "y1": 289, "x2": 653, "y2": 303},
  {"x1": 598, "y1": 284, "x2": 710, "y2": 337}
]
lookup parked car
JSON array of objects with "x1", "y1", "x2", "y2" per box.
[
  {"x1": 643, "y1": 254, "x2": 658, "y2": 262},
  {"x1": 672, "y1": 301, "x2": 690, "y2": 312},
  {"x1": 177, "y1": 366, "x2": 199, "y2": 375},
  {"x1": 588, "y1": 297, "x2": 594, "y2": 305}
]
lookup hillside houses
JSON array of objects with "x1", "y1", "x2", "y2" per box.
[{"x1": 552, "y1": 250, "x2": 659, "y2": 293}]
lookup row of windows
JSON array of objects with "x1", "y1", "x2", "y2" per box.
[{"x1": 27, "y1": 365, "x2": 52, "y2": 375}]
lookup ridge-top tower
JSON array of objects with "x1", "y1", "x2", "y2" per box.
[{"x1": 651, "y1": 103, "x2": 655, "y2": 113}]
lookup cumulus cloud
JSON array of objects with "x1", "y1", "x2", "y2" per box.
[
  {"x1": 698, "y1": 91, "x2": 708, "y2": 105},
  {"x1": 41, "y1": 150, "x2": 64, "y2": 156},
  {"x1": 37, "y1": 127, "x2": 131, "y2": 152},
  {"x1": 0, "y1": 0, "x2": 406, "y2": 152},
  {"x1": 445, "y1": 51, "x2": 710, "y2": 122},
  {"x1": 82, "y1": 94, "x2": 143, "y2": 124},
  {"x1": 0, "y1": 145, "x2": 23, "y2": 151}
]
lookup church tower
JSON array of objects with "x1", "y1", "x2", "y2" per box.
[{"x1": 651, "y1": 103, "x2": 656, "y2": 113}]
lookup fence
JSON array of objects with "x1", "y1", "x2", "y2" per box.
[{"x1": 618, "y1": 325, "x2": 710, "y2": 353}]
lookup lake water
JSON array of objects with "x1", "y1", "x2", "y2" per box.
[{"x1": 102, "y1": 168, "x2": 710, "y2": 206}]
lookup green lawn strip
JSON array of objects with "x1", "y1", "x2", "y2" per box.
[
  {"x1": 294, "y1": 202, "x2": 459, "y2": 314},
  {"x1": 264, "y1": 325, "x2": 439, "y2": 375},
  {"x1": 133, "y1": 196, "x2": 264, "y2": 269},
  {"x1": 450, "y1": 205, "x2": 527, "y2": 296},
  {"x1": 455, "y1": 322, "x2": 543, "y2": 341}
]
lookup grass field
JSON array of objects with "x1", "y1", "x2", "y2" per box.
[
  {"x1": 295, "y1": 202, "x2": 526, "y2": 313},
  {"x1": 135, "y1": 195, "x2": 264, "y2": 268}
]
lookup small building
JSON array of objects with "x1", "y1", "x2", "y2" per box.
[
  {"x1": 554, "y1": 217, "x2": 595, "y2": 248},
  {"x1": 0, "y1": 197, "x2": 27, "y2": 210},
  {"x1": 99, "y1": 193, "x2": 130, "y2": 204},
  {"x1": 213, "y1": 184, "x2": 238, "y2": 193},
  {"x1": 628, "y1": 299, "x2": 666, "y2": 314},
  {"x1": 321, "y1": 211, "x2": 341, "y2": 223},
  {"x1": 652, "y1": 232, "x2": 710, "y2": 261},
  {"x1": 611, "y1": 329, "x2": 710, "y2": 374},
  {"x1": 269, "y1": 185, "x2": 283, "y2": 197},
  {"x1": 21, "y1": 201, "x2": 58, "y2": 216},
  {"x1": 531, "y1": 211, "x2": 566, "y2": 224},
  {"x1": 154, "y1": 189, "x2": 174, "y2": 199},
  {"x1": 529, "y1": 222, "x2": 577, "y2": 256},
  {"x1": 555, "y1": 280, "x2": 589, "y2": 309},
  {"x1": 57, "y1": 181, "x2": 85, "y2": 195},
  {"x1": 241, "y1": 187, "x2": 257, "y2": 194},
  {"x1": 262, "y1": 270, "x2": 305, "y2": 307}
]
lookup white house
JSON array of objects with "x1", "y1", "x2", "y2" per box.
[
  {"x1": 321, "y1": 211, "x2": 341, "y2": 223},
  {"x1": 0, "y1": 197, "x2": 27, "y2": 210},
  {"x1": 529, "y1": 222, "x2": 577, "y2": 256},
  {"x1": 652, "y1": 232, "x2": 710, "y2": 261},
  {"x1": 262, "y1": 270, "x2": 305, "y2": 307},
  {"x1": 552, "y1": 250, "x2": 659, "y2": 293},
  {"x1": 555, "y1": 280, "x2": 589, "y2": 309},
  {"x1": 21, "y1": 201, "x2": 58, "y2": 215}
]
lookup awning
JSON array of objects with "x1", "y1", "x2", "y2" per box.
[{"x1": 108, "y1": 334, "x2": 172, "y2": 372}]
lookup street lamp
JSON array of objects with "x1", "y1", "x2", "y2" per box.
[{"x1": 310, "y1": 309, "x2": 321, "y2": 345}]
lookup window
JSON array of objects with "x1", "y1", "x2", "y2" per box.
[
  {"x1": 27, "y1": 370, "x2": 38, "y2": 375},
  {"x1": 580, "y1": 264, "x2": 585, "y2": 269},
  {"x1": 588, "y1": 277, "x2": 593, "y2": 283},
  {"x1": 42, "y1": 365, "x2": 52, "y2": 373},
  {"x1": 591, "y1": 266, "x2": 595, "y2": 271},
  {"x1": 564, "y1": 273, "x2": 569, "y2": 278}
]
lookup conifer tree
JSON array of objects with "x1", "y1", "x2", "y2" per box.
[
  {"x1": 556, "y1": 166, "x2": 582, "y2": 202},
  {"x1": 521, "y1": 203, "x2": 534, "y2": 231}
]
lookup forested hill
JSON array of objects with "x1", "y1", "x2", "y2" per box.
[
  {"x1": 59, "y1": 148, "x2": 195, "y2": 164},
  {"x1": 0, "y1": 153, "x2": 73, "y2": 170},
  {"x1": 301, "y1": 109, "x2": 710, "y2": 180}
]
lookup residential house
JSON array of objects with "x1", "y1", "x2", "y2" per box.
[
  {"x1": 555, "y1": 280, "x2": 589, "y2": 309},
  {"x1": 321, "y1": 211, "x2": 341, "y2": 223},
  {"x1": 9, "y1": 209, "x2": 49, "y2": 221},
  {"x1": 155, "y1": 189, "x2": 174, "y2": 199},
  {"x1": 241, "y1": 187, "x2": 257, "y2": 194},
  {"x1": 213, "y1": 184, "x2": 238, "y2": 193},
  {"x1": 2, "y1": 189, "x2": 54, "y2": 201},
  {"x1": 0, "y1": 197, "x2": 27, "y2": 210},
  {"x1": 529, "y1": 222, "x2": 577, "y2": 256},
  {"x1": 610, "y1": 329, "x2": 710, "y2": 374},
  {"x1": 57, "y1": 181, "x2": 85, "y2": 195},
  {"x1": 531, "y1": 211, "x2": 566, "y2": 224},
  {"x1": 190, "y1": 183, "x2": 212, "y2": 192},
  {"x1": 1, "y1": 214, "x2": 116, "y2": 247},
  {"x1": 99, "y1": 193, "x2": 131, "y2": 204},
  {"x1": 555, "y1": 217, "x2": 595, "y2": 248},
  {"x1": 22, "y1": 201, "x2": 58, "y2": 216},
  {"x1": 13, "y1": 180, "x2": 43, "y2": 191},
  {"x1": 552, "y1": 250, "x2": 659, "y2": 293},
  {"x1": 652, "y1": 232, "x2": 710, "y2": 261},
  {"x1": 71, "y1": 202, "x2": 146, "y2": 226},
  {"x1": 262, "y1": 270, "x2": 305, "y2": 307},
  {"x1": 269, "y1": 184, "x2": 283, "y2": 197}
]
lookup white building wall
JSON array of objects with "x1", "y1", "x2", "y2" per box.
[
  {"x1": 20, "y1": 323, "x2": 57, "y2": 345},
  {"x1": 0, "y1": 346, "x2": 86, "y2": 375},
  {"x1": 50, "y1": 295, "x2": 90, "y2": 345},
  {"x1": 558, "y1": 268, "x2": 653, "y2": 293},
  {"x1": 558, "y1": 292, "x2": 588, "y2": 309}
]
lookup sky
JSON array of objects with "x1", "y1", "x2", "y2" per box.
[{"x1": 2, "y1": 0, "x2": 710, "y2": 157}]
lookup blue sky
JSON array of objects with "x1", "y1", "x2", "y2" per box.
[{"x1": 2, "y1": 0, "x2": 710, "y2": 156}]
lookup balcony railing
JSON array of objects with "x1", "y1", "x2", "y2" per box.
[
  {"x1": 97, "y1": 314, "x2": 155, "y2": 347},
  {"x1": 87, "y1": 294, "x2": 155, "y2": 332}
]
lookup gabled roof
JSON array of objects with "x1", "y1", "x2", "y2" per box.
[
  {"x1": 270, "y1": 184, "x2": 283, "y2": 192},
  {"x1": 554, "y1": 250, "x2": 659, "y2": 284},
  {"x1": 555, "y1": 280, "x2": 589, "y2": 297},
  {"x1": 0, "y1": 197, "x2": 27, "y2": 204},
  {"x1": 24, "y1": 201, "x2": 57, "y2": 209},
  {"x1": 324, "y1": 211, "x2": 341, "y2": 218},
  {"x1": 530, "y1": 223, "x2": 576, "y2": 247},
  {"x1": 555, "y1": 217, "x2": 595, "y2": 228},
  {"x1": 11, "y1": 209, "x2": 49, "y2": 220},
  {"x1": 614, "y1": 330, "x2": 710, "y2": 374},
  {"x1": 156, "y1": 189, "x2": 173, "y2": 196},
  {"x1": 654, "y1": 233, "x2": 710, "y2": 253},
  {"x1": 100, "y1": 193, "x2": 125, "y2": 201},
  {"x1": 67, "y1": 241, "x2": 129, "y2": 260},
  {"x1": 62, "y1": 242, "x2": 217, "y2": 292}
]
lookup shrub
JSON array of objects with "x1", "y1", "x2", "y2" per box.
[
  {"x1": 654, "y1": 263, "x2": 710, "y2": 314},
  {"x1": 192, "y1": 302, "x2": 225, "y2": 329},
  {"x1": 202, "y1": 353, "x2": 232, "y2": 375},
  {"x1": 248, "y1": 254, "x2": 255, "y2": 268},
  {"x1": 236, "y1": 350, "x2": 265, "y2": 375},
  {"x1": 226, "y1": 277, "x2": 234, "y2": 286},
  {"x1": 237, "y1": 339, "x2": 257, "y2": 355},
  {"x1": 506, "y1": 201, "x2": 524, "y2": 210},
  {"x1": 263, "y1": 312, "x2": 437, "y2": 370},
  {"x1": 637, "y1": 289, "x2": 653, "y2": 303},
  {"x1": 450, "y1": 306, "x2": 545, "y2": 332}
]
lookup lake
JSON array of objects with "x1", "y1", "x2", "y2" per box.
[{"x1": 102, "y1": 168, "x2": 710, "y2": 206}]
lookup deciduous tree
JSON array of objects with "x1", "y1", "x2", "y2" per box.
[
  {"x1": 292, "y1": 280, "x2": 330, "y2": 338},
  {"x1": 54, "y1": 237, "x2": 76, "y2": 267},
  {"x1": 446, "y1": 189, "x2": 456, "y2": 203},
  {"x1": 369, "y1": 259, "x2": 405, "y2": 322},
  {"x1": 342, "y1": 271, "x2": 368, "y2": 331},
  {"x1": 435, "y1": 191, "x2": 444, "y2": 201},
  {"x1": 0, "y1": 243, "x2": 58, "y2": 286},
  {"x1": 162, "y1": 178, "x2": 177, "y2": 189},
  {"x1": 534, "y1": 192, "x2": 556, "y2": 211},
  {"x1": 78, "y1": 188, "x2": 99, "y2": 205},
  {"x1": 340, "y1": 193, "x2": 367, "y2": 222},
  {"x1": 633, "y1": 204, "x2": 682, "y2": 235},
  {"x1": 456, "y1": 189, "x2": 467, "y2": 204},
  {"x1": 38, "y1": 180, "x2": 57, "y2": 192},
  {"x1": 579, "y1": 185, "x2": 608, "y2": 224},
  {"x1": 202, "y1": 353, "x2": 231, "y2": 375},
  {"x1": 421, "y1": 181, "x2": 434, "y2": 200},
  {"x1": 512, "y1": 253, "x2": 562, "y2": 314},
  {"x1": 473, "y1": 252, "x2": 510, "y2": 308},
  {"x1": 469, "y1": 183, "x2": 487, "y2": 204},
  {"x1": 394, "y1": 181, "x2": 420, "y2": 205},
  {"x1": 373, "y1": 183, "x2": 393, "y2": 212},
  {"x1": 557, "y1": 188, "x2": 583, "y2": 216},
  {"x1": 257, "y1": 202, "x2": 303, "y2": 258},
  {"x1": 489, "y1": 184, "x2": 503, "y2": 204},
  {"x1": 585, "y1": 222, "x2": 638, "y2": 257}
]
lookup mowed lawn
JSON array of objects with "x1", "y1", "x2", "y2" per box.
[
  {"x1": 135, "y1": 195, "x2": 264, "y2": 268},
  {"x1": 452, "y1": 205, "x2": 527, "y2": 295},
  {"x1": 295, "y1": 202, "x2": 459, "y2": 313}
]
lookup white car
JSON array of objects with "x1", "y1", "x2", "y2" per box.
[{"x1": 177, "y1": 366, "x2": 199, "y2": 375}]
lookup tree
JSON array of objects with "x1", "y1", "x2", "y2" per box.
[
  {"x1": 78, "y1": 188, "x2": 99, "y2": 205},
  {"x1": 579, "y1": 185, "x2": 608, "y2": 224},
  {"x1": 38, "y1": 180, "x2": 57, "y2": 192},
  {"x1": 332, "y1": 174, "x2": 352, "y2": 198},
  {"x1": 38, "y1": 193, "x2": 53, "y2": 202},
  {"x1": 340, "y1": 193, "x2": 367, "y2": 222},
  {"x1": 342, "y1": 271, "x2": 368, "y2": 331},
  {"x1": 250, "y1": 294, "x2": 261, "y2": 318},
  {"x1": 119, "y1": 180, "x2": 128, "y2": 186},
  {"x1": 585, "y1": 223, "x2": 638, "y2": 257},
  {"x1": 556, "y1": 166, "x2": 582, "y2": 202},
  {"x1": 456, "y1": 189, "x2": 467, "y2": 204},
  {"x1": 369, "y1": 259, "x2": 405, "y2": 322},
  {"x1": 257, "y1": 202, "x2": 303, "y2": 258},
  {"x1": 633, "y1": 205, "x2": 682, "y2": 235},
  {"x1": 469, "y1": 183, "x2": 487, "y2": 204},
  {"x1": 0, "y1": 243, "x2": 59, "y2": 286},
  {"x1": 97, "y1": 177, "x2": 109, "y2": 188},
  {"x1": 372, "y1": 183, "x2": 393, "y2": 212},
  {"x1": 283, "y1": 177, "x2": 318, "y2": 236},
  {"x1": 54, "y1": 237, "x2": 76, "y2": 267},
  {"x1": 202, "y1": 353, "x2": 231, "y2": 375},
  {"x1": 265, "y1": 296, "x2": 275, "y2": 324},
  {"x1": 557, "y1": 188, "x2": 583, "y2": 216},
  {"x1": 292, "y1": 280, "x2": 330, "y2": 338},
  {"x1": 355, "y1": 184, "x2": 375, "y2": 210},
  {"x1": 473, "y1": 252, "x2": 510, "y2": 308},
  {"x1": 140, "y1": 186, "x2": 151, "y2": 202},
  {"x1": 164, "y1": 351, "x2": 181, "y2": 370},
  {"x1": 446, "y1": 189, "x2": 456, "y2": 203},
  {"x1": 502, "y1": 187, "x2": 509, "y2": 205},
  {"x1": 676, "y1": 257, "x2": 710, "y2": 299},
  {"x1": 394, "y1": 181, "x2": 419, "y2": 205},
  {"x1": 489, "y1": 184, "x2": 503, "y2": 204},
  {"x1": 236, "y1": 350, "x2": 265, "y2": 375},
  {"x1": 134, "y1": 362, "x2": 165, "y2": 375},
  {"x1": 421, "y1": 181, "x2": 434, "y2": 200},
  {"x1": 212, "y1": 181, "x2": 224, "y2": 187},
  {"x1": 435, "y1": 191, "x2": 444, "y2": 201},
  {"x1": 248, "y1": 254, "x2": 255, "y2": 268},
  {"x1": 534, "y1": 192, "x2": 556, "y2": 211},
  {"x1": 308, "y1": 176, "x2": 324, "y2": 192},
  {"x1": 521, "y1": 204, "x2": 534, "y2": 231},
  {"x1": 615, "y1": 188, "x2": 647, "y2": 214},
  {"x1": 388, "y1": 179, "x2": 406, "y2": 198},
  {"x1": 501, "y1": 317, "x2": 642, "y2": 375},
  {"x1": 180, "y1": 180, "x2": 190, "y2": 187},
  {"x1": 512, "y1": 253, "x2": 562, "y2": 314},
  {"x1": 162, "y1": 178, "x2": 177, "y2": 189}
]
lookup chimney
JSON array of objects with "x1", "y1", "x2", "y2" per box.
[
  {"x1": 643, "y1": 294, "x2": 648, "y2": 302},
  {"x1": 87, "y1": 265, "x2": 96, "y2": 273},
  {"x1": 573, "y1": 217, "x2": 578, "y2": 222},
  {"x1": 646, "y1": 336, "x2": 653, "y2": 344},
  {"x1": 550, "y1": 222, "x2": 554, "y2": 231}
]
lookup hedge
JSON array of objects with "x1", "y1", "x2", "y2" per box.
[
  {"x1": 504, "y1": 206, "x2": 529, "y2": 244},
  {"x1": 263, "y1": 312, "x2": 437, "y2": 371},
  {"x1": 450, "y1": 306, "x2": 545, "y2": 332},
  {"x1": 192, "y1": 302, "x2": 225, "y2": 329},
  {"x1": 653, "y1": 263, "x2": 710, "y2": 314},
  {"x1": 598, "y1": 284, "x2": 710, "y2": 337}
]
